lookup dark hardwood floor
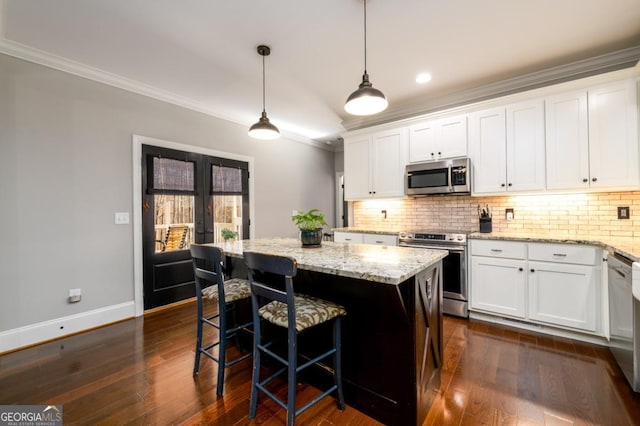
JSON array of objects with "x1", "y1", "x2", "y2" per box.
[{"x1": 1, "y1": 301, "x2": 639, "y2": 425}]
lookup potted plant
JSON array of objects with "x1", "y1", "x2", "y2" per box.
[
  {"x1": 221, "y1": 228, "x2": 238, "y2": 241},
  {"x1": 291, "y1": 209, "x2": 328, "y2": 248}
]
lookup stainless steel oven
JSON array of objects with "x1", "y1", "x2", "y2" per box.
[{"x1": 399, "y1": 231, "x2": 468, "y2": 318}]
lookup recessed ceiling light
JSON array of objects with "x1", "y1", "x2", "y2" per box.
[{"x1": 416, "y1": 73, "x2": 432, "y2": 84}]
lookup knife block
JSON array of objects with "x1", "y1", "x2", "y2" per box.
[{"x1": 479, "y1": 217, "x2": 492, "y2": 233}]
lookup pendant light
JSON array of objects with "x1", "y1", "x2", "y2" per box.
[
  {"x1": 344, "y1": 0, "x2": 388, "y2": 116},
  {"x1": 249, "y1": 45, "x2": 280, "y2": 140}
]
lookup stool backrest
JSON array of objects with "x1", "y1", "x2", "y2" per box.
[
  {"x1": 189, "y1": 244, "x2": 225, "y2": 299},
  {"x1": 244, "y1": 251, "x2": 297, "y2": 315}
]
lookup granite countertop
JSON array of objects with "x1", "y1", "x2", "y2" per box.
[
  {"x1": 211, "y1": 238, "x2": 447, "y2": 285},
  {"x1": 469, "y1": 231, "x2": 640, "y2": 262},
  {"x1": 332, "y1": 227, "x2": 400, "y2": 236}
]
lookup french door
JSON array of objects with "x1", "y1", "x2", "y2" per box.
[{"x1": 142, "y1": 145, "x2": 249, "y2": 309}]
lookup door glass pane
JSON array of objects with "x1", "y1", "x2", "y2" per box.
[
  {"x1": 213, "y1": 195, "x2": 243, "y2": 243},
  {"x1": 154, "y1": 194, "x2": 195, "y2": 253}
]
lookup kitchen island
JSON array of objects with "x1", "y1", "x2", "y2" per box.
[{"x1": 211, "y1": 238, "x2": 447, "y2": 426}]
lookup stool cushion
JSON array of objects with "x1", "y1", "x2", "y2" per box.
[
  {"x1": 202, "y1": 278, "x2": 251, "y2": 303},
  {"x1": 259, "y1": 294, "x2": 346, "y2": 332}
]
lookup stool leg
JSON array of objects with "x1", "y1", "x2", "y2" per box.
[
  {"x1": 334, "y1": 317, "x2": 345, "y2": 410},
  {"x1": 216, "y1": 301, "x2": 227, "y2": 397},
  {"x1": 193, "y1": 295, "x2": 204, "y2": 376},
  {"x1": 287, "y1": 326, "x2": 297, "y2": 426},
  {"x1": 249, "y1": 319, "x2": 261, "y2": 419}
]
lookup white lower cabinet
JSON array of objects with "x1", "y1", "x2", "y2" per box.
[
  {"x1": 469, "y1": 239, "x2": 602, "y2": 335},
  {"x1": 333, "y1": 232, "x2": 364, "y2": 244},
  {"x1": 362, "y1": 233, "x2": 398, "y2": 246},
  {"x1": 333, "y1": 231, "x2": 397, "y2": 246},
  {"x1": 527, "y1": 261, "x2": 598, "y2": 331},
  {"x1": 471, "y1": 256, "x2": 526, "y2": 318}
]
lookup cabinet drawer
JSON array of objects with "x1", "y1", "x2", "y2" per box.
[
  {"x1": 528, "y1": 243, "x2": 599, "y2": 265},
  {"x1": 334, "y1": 232, "x2": 364, "y2": 244},
  {"x1": 470, "y1": 240, "x2": 526, "y2": 259},
  {"x1": 363, "y1": 234, "x2": 398, "y2": 246}
]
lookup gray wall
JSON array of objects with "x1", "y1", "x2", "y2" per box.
[{"x1": 0, "y1": 53, "x2": 335, "y2": 332}]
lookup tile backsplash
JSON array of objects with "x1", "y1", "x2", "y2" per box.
[{"x1": 352, "y1": 191, "x2": 640, "y2": 237}]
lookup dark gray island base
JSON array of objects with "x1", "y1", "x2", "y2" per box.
[{"x1": 214, "y1": 239, "x2": 445, "y2": 426}]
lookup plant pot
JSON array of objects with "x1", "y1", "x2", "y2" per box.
[{"x1": 299, "y1": 228, "x2": 323, "y2": 248}]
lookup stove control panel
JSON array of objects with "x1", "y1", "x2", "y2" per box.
[{"x1": 399, "y1": 231, "x2": 467, "y2": 244}]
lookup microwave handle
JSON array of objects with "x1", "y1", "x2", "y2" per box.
[{"x1": 448, "y1": 164, "x2": 453, "y2": 192}]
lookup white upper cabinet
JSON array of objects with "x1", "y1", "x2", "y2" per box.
[
  {"x1": 506, "y1": 100, "x2": 546, "y2": 191},
  {"x1": 545, "y1": 91, "x2": 589, "y2": 189},
  {"x1": 344, "y1": 128, "x2": 407, "y2": 200},
  {"x1": 343, "y1": 136, "x2": 371, "y2": 200},
  {"x1": 470, "y1": 108, "x2": 506, "y2": 193},
  {"x1": 546, "y1": 80, "x2": 639, "y2": 190},
  {"x1": 588, "y1": 80, "x2": 639, "y2": 188},
  {"x1": 470, "y1": 100, "x2": 545, "y2": 194},
  {"x1": 408, "y1": 115, "x2": 467, "y2": 162}
]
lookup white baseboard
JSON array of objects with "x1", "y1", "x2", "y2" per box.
[{"x1": 0, "y1": 301, "x2": 135, "y2": 353}]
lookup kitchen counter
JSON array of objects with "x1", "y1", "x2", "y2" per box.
[
  {"x1": 216, "y1": 238, "x2": 446, "y2": 284},
  {"x1": 469, "y1": 231, "x2": 640, "y2": 262},
  {"x1": 211, "y1": 238, "x2": 445, "y2": 426},
  {"x1": 332, "y1": 227, "x2": 400, "y2": 235}
]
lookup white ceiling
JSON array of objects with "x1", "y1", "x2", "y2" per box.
[{"x1": 1, "y1": 0, "x2": 640, "y2": 145}]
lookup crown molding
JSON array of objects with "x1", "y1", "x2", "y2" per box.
[
  {"x1": 341, "y1": 45, "x2": 640, "y2": 131},
  {"x1": 0, "y1": 37, "x2": 334, "y2": 152}
]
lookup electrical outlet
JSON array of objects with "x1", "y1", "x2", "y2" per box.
[
  {"x1": 618, "y1": 206, "x2": 630, "y2": 219},
  {"x1": 505, "y1": 208, "x2": 514, "y2": 221},
  {"x1": 68, "y1": 288, "x2": 81, "y2": 303},
  {"x1": 115, "y1": 212, "x2": 129, "y2": 225}
]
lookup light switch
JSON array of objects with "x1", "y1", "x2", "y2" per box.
[{"x1": 115, "y1": 212, "x2": 130, "y2": 225}]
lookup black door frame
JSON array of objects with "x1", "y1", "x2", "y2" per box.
[{"x1": 132, "y1": 135, "x2": 254, "y2": 316}]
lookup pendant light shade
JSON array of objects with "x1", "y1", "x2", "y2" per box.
[
  {"x1": 344, "y1": 0, "x2": 388, "y2": 116},
  {"x1": 248, "y1": 111, "x2": 280, "y2": 140},
  {"x1": 249, "y1": 45, "x2": 280, "y2": 140}
]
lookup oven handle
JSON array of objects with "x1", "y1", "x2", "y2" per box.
[{"x1": 399, "y1": 242, "x2": 465, "y2": 252}]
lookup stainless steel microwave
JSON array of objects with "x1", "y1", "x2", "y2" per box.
[{"x1": 405, "y1": 157, "x2": 471, "y2": 195}]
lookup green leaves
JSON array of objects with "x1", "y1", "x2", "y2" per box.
[{"x1": 291, "y1": 209, "x2": 328, "y2": 231}]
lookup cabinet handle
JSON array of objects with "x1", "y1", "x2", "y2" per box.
[
  {"x1": 501, "y1": 183, "x2": 506, "y2": 187},
  {"x1": 375, "y1": 240, "x2": 384, "y2": 244},
  {"x1": 552, "y1": 253, "x2": 567, "y2": 257},
  {"x1": 530, "y1": 269, "x2": 535, "y2": 273},
  {"x1": 345, "y1": 238, "x2": 352, "y2": 241},
  {"x1": 438, "y1": 151, "x2": 441, "y2": 156},
  {"x1": 431, "y1": 152, "x2": 435, "y2": 157},
  {"x1": 582, "y1": 178, "x2": 588, "y2": 183},
  {"x1": 508, "y1": 183, "x2": 512, "y2": 187},
  {"x1": 518, "y1": 267, "x2": 523, "y2": 272},
  {"x1": 490, "y1": 249, "x2": 502, "y2": 252},
  {"x1": 592, "y1": 177, "x2": 598, "y2": 182}
]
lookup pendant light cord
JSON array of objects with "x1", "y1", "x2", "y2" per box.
[
  {"x1": 262, "y1": 54, "x2": 266, "y2": 113},
  {"x1": 363, "y1": 0, "x2": 367, "y2": 74}
]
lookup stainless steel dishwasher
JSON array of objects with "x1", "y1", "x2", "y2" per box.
[{"x1": 608, "y1": 253, "x2": 640, "y2": 392}]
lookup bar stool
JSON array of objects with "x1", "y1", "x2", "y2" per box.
[
  {"x1": 243, "y1": 251, "x2": 346, "y2": 425},
  {"x1": 190, "y1": 244, "x2": 253, "y2": 396}
]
